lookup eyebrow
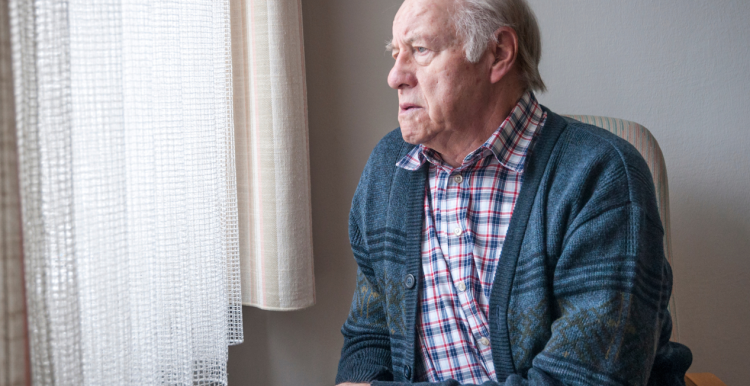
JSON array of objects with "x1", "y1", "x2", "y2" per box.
[{"x1": 385, "y1": 34, "x2": 427, "y2": 51}]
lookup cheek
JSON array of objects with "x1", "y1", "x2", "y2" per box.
[
  {"x1": 419, "y1": 62, "x2": 477, "y2": 117},
  {"x1": 437, "y1": 76, "x2": 468, "y2": 115},
  {"x1": 423, "y1": 73, "x2": 457, "y2": 110},
  {"x1": 449, "y1": 71, "x2": 482, "y2": 105}
]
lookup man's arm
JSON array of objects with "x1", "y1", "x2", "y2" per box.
[
  {"x1": 337, "y1": 129, "x2": 413, "y2": 384},
  {"x1": 336, "y1": 269, "x2": 394, "y2": 383},
  {"x1": 336, "y1": 217, "x2": 395, "y2": 384}
]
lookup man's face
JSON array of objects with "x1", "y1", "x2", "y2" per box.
[{"x1": 388, "y1": 0, "x2": 489, "y2": 147}]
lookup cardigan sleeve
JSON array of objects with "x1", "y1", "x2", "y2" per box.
[
  {"x1": 337, "y1": 129, "x2": 414, "y2": 384},
  {"x1": 336, "y1": 220, "x2": 395, "y2": 384},
  {"x1": 522, "y1": 201, "x2": 676, "y2": 385}
]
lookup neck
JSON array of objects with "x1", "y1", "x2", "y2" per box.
[{"x1": 429, "y1": 87, "x2": 526, "y2": 168}]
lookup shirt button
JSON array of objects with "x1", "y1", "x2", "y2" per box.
[
  {"x1": 479, "y1": 337, "x2": 490, "y2": 346},
  {"x1": 453, "y1": 174, "x2": 463, "y2": 184},
  {"x1": 453, "y1": 226, "x2": 463, "y2": 236},
  {"x1": 457, "y1": 281, "x2": 466, "y2": 292}
]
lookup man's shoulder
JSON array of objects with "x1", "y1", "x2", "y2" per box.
[
  {"x1": 541, "y1": 109, "x2": 659, "y2": 218},
  {"x1": 359, "y1": 128, "x2": 416, "y2": 175},
  {"x1": 352, "y1": 128, "x2": 420, "y2": 213},
  {"x1": 544, "y1": 110, "x2": 647, "y2": 169},
  {"x1": 542, "y1": 110, "x2": 650, "y2": 178},
  {"x1": 372, "y1": 127, "x2": 412, "y2": 158}
]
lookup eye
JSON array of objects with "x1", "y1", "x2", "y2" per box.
[{"x1": 415, "y1": 47, "x2": 427, "y2": 54}]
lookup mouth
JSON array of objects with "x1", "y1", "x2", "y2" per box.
[{"x1": 399, "y1": 103, "x2": 422, "y2": 114}]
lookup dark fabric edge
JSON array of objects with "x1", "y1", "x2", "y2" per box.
[{"x1": 489, "y1": 107, "x2": 568, "y2": 380}]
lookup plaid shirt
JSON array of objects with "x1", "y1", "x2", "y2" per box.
[{"x1": 396, "y1": 91, "x2": 546, "y2": 383}]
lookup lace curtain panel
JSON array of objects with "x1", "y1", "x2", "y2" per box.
[
  {"x1": 230, "y1": 0, "x2": 315, "y2": 310},
  {"x1": 6, "y1": 0, "x2": 243, "y2": 384}
]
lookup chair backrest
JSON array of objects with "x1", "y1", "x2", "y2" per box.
[{"x1": 565, "y1": 115, "x2": 679, "y2": 342}]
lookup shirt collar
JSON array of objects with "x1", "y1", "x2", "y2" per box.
[{"x1": 396, "y1": 90, "x2": 545, "y2": 173}]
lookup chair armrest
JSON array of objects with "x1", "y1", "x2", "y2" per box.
[{"x1": 685, "y1": 373, "x2": 727, "y2": 386}]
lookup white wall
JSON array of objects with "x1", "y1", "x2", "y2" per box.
[{"x1": 228, "y1": 1, "x2": 750, "y2": 385}]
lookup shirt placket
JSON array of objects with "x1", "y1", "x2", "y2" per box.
[
  {"x1": 440, "y1": 164, "x2": 496, "y2": 378},
  {"x1": 407, "y1": 92, "x2": 544, "y2": 384}
]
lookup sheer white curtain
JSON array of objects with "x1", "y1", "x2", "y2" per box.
[
  {"x1": 7, "y1": 0, "x2": 242, "y2": 384},
  {"x1": 231, "y1": 0, "x2": 315, "y2": 311}
]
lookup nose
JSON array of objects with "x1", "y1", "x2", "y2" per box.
[{"x1": 387, "y1": 53, "x2": 417, "y2": 90}]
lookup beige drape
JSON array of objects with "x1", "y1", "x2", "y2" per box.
[
  {"x1": 230, "y1": 0, "x2": 315, "y2": 310},
  {"x1": 1, "y1": 0, "x2": 29, "y2": 384}
]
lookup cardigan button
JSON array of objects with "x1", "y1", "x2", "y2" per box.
[
  {"x1": 403, "y1": 274, "x2": 416, "y2": 289},
  {"x1": 403, "y1": 365, "x2": 412, "y2": 379}
]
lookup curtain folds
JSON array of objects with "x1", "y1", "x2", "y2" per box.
[
  {"x1": 8, "y1": 0, "x2": 242, "y2": 384},
  {"x1": 1, "y1": 0, "x2": 29, "y2": 384},
  {"x1": 230, "y1": 0, "x2": 315, "y2": 310}
]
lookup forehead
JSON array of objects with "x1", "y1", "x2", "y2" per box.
[{"x1": 392, "y1": 0, "x2": 456, "y2": 42}]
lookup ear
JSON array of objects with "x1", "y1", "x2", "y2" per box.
[{"x1": 488, "y1": 26, "x2": 519, "y2": 84}]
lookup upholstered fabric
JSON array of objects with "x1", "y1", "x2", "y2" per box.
[{"x1": 565, "y1": 115, "x2": 678, "y2": 342}]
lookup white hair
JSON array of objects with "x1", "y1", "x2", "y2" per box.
[{"x1": 453, "y1": 0, "x2": 546, "y2": 92}]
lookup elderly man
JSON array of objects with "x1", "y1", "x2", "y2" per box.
[{"x1": 336, "y1": 0, "x2": 692, "y2": 385}]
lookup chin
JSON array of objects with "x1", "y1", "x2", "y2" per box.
[{"x1": 399, "y1": 125, "x2": 424, "y2": 145}]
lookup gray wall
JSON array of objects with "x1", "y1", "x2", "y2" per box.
[{"x1": 228, "y1": 1, "x2": 750, "y2": 385}]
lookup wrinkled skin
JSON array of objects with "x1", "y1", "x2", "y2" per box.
[{"x1": 387, "y1": 0, "x2": 523, "y2": 167}]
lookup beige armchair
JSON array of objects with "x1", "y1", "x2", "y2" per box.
[{"x1": 565, "y1": 116, "x2": 726, "y2": 386}]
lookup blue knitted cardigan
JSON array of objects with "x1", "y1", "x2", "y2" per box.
[{"x1": 336, "y1": 110, "x2": 692, "y2": 386}]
